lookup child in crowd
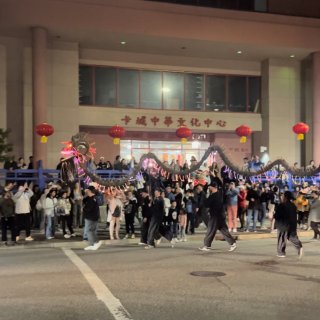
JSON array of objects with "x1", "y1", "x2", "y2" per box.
[{"x1": 168, "y1": 200, "x2": 179, "y2": 241}]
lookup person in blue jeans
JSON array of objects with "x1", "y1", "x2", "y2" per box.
[
  {"x1": 83, "y1": 186, "x2": 102, "y2": 251},
  {"x1": 246, "y1": 184, "x2": 260, "y2": 232}
]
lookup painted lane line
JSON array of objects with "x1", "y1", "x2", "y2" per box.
[{"x1": 62, "y1": 248, "x2": 133, "y2": 320}]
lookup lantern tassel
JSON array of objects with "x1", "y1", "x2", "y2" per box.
[
  {"x1": 113, "y1": 138, "x2": 120, "y2": 145},
  {"x1": 240, "y1": 136, "x2": 247, "y2": 143},
  {"x1": 181, "y1": 138, "x2": 187, "y2": 144},
  {"x1": 297, "y1": 133, "x2": 304, "y2": 141},
  {"x1": 40, "y1": 136, "x2": 48, "y2": 143}
]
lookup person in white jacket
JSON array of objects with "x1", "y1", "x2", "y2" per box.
[
  {"x1": 13, "y1": 183, "x2": 34, "y2": 241},
  {"x1": 43, "y1": 189, "x2": 58, "y2": 240}
]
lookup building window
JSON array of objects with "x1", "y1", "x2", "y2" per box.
[
  {"x1": 95, "y1": 67, "x2": 116, "y2": 106},
  {"x1": 206, "y1": 75, "x2": 226, "y2": 112},
  {"x1": 228, "y1": 76, "x2": 247, "y2": 112},
  {"x1": 163, "y1": 72, "x2": 184, "y2": 110},
  {"x1": 185, "y1": 74, "x2": 204, "y2": 111},
  {"x1": 79, "y1": 65, "x2": 261, "y2": 113},
  {"x1": 248, "y1": 76, "x2": 261, "y2": 112},
  {"x1": 118, "y1": 69, "x2": 139, "y2": 108},
  {"x1": 79, "y1": 66, "x2": 93, "y2": 105},
  {"x1": 140, "y1": 71, "x2": 162, "y2": 109}
]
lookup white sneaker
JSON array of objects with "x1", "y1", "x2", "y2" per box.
[
  {"x1": 228, "y1": 228, "x2": 232, "y2": 232},
  {"x1": 131, "y1": 234, "x2": 135, "y2": 239},
  {"x1": 144, "y1": 245, "x2": 154, "y2": 250},
  {"x1": 84, "y1": 245, "x2": 95, "y2": 251},
  {"x1": 25, "y1": 236, "x2": 34, "y2": 241},
  {"x1": 277, "y1": 254, "x2": 286, "y2": 258},
  {"x1": 138, "y1": 242, "x2": 147, "y2": 245},
  {"x1": 155, "y1": 237, "x2": 162, "y2": 246},
  {"x1": 298, "y1": 247, "x2": 304, "y2": 260},
  {"x1": 71, "y1": 233, "x2": 76, "y2": 237},
  {"x1": 232, "y1": 228, "x2": 237, "y2": 233},
  {"x1": 198, "y1": 246, "x2": 211, "y2": 252},
  {"x1": 229, "y1": 243, "x2": 237, "y2": 252},
  {"x1": 182, "y1": 238, "x2": 187, "y2": 242},
  {"x1": 64, "y1": 234, "x2": 71, "y2": 239},
  {"x1": 170, "y1": 239, "x2": 176, "y2": 248},
  {"x1": 47, "y1": 237, "x2": 54, "y2": 240},
  {"x1": 124, "y1": 234, "x2": 129, "y2": 239},
  {"x1": 92, "y1": 241, "x2": 102, "y2": 250}
]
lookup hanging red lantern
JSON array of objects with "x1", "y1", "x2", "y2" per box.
[
  {"x1": 35, "y1": 122, "x2": 54, "y2": 143},
  {"x1": 292, "y1": 122, "x2": 309, "y2": 140},
  {"x1": 176, "y1": 126, "x2": 192, "y2": 144},
  {"x1": 235, "y1": 125, "x2": 252, "y2": 143},
  {"x1": 109, "y1": 125, "x2": 125, "y2": 145}
]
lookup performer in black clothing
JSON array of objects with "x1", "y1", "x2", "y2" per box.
[
  {"x1": 199, "y1": 182, "x2": 237, "y2": 252},
  {"x1": 139, "y1": 190, "x2": 152, "y2": 245},
  {"x1": 194, "y1": 185, "x2": 209, "y2": 227},
  {"x1": 274, "y1": 191, "x2": 303, "y2": 259},
  {"x1": 145, "y1": 189, "x2": 165, "y2": 249}
]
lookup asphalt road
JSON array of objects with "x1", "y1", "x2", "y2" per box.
[{"x1": 0, "y1": 238, "x2": 319, "y2": 320}]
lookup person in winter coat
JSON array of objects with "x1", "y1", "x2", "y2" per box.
[
  {"x1": 246, "y1": 184, "x2": 260, "y2": 232},
  {"x1": 225, "y1": 182, "x2": 239, "y2": 232},
  {"x1": 0, "y1": 191, "x2": 16, "y2": 245},
  {"x1": 199, "y1": 182, "x2": 237, "y2": 252},
  {"x1": 274, "y1": 191, "x2": 303, "y2": 259},
  {"x1": 57, "y1": 191, "x2": 75, "y2": 239},
  {"x1": 13, "y1": 183, "x2": 34, "y2": 241},
  {"x1": 43, "y1": 189, "x2": 58, "y2": 240},
  {"x1": 83, "y1": 186, "x2": 102, "y2": 251},
  {"x1": 308, "y1": 190, "x2": 320, "y2": 240},
  {"x1": 123, "y1": 190, "x2": 138, "y2": 239}
]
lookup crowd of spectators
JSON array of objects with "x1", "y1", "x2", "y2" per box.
[{"x1": 1, "y1": 154, "x2": 320, "y2": 248}]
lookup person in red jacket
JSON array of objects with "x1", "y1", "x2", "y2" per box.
[{"x1": 237, "y1": 185, "x2": 247, "y2": 231}]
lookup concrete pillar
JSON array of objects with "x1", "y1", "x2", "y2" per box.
[
  {"x1": 312, "y1": 52, "x2": 320, "y2": 165},
  {"x1": 32, "y1": 27, "x2": 47, "y2": 167},
  {"x1": 0, "y1": 45, "x2": 6, "y2": 129},
  {"x1": 259, "y1": 59, "x2": 301, "y2": 164}
]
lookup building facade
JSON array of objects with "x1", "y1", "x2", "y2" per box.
[{"x1": 0, "y1": 0, "x2": 320, "y2": 168}]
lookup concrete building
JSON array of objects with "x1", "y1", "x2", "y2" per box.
[{"x1": 0, "y1": 0, "x2": 320, "y2": 168}]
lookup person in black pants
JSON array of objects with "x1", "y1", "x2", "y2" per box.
[
  {"x1": 274, "y1": 191, "x2": 303, "y2": 259},
  {"x1": 194, "y1": 184, "x2": 208, "y2": 227},
  {"x1": 183, "y1": 190, "x2": 196, "y2": 234},
  {"x1": 0, "y1": 191, "x2": 16, "y2": 245},
  {"x1": 139, "y1": 190, "x2": 152, "y2": 245},
  {"x1": 199, "y1": 182, "x2": 237, "y2": 252},
  {"x1": 145, "y1": 189, "x2": 165, "y2": 249},
  {"x1": 123, "y1": 191, "x2": 138, "y2": 239}
]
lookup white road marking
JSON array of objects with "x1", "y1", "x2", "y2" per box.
[{"x1": 62, "y1": 248, "x2": 133, "y2": 320}]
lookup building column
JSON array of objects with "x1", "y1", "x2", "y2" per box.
[
  {"x1": 312, "y1": 52, "x2": 320, "y2": 165},
  {"x1": 32, "y1": 27, "x2": 47, "y2": 168},
  {"x1": 257, "y1": 58, "x2": 301, "y2": 165}
]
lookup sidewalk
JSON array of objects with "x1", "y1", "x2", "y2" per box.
[{"x1": 0, "y1": 229, "x2": 314, "y2": 250}]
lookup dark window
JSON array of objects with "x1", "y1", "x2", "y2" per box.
[
  {"x1": 79, "y1": 66, "x2": 93, "y2": 105},
  {"x1": 118, "y1": 69, "x2": 139, "y2": 108},
  {"x1": 206, "y1": 75, "x2": 226, "y2": 112},
  {"x1": 185, "y1": 74, "x2": 204, "y2": 111},
  {"x1": 163, "y1": 72, "x2": 184, "y2": 110},
  {"x1": 228, "y1": 76, "x2": 247, "y2": 112},
  {"x1": 95, "y1": 67, "x2": 116, "y2": 105},
  {"x1": 141, "y1": 71, "x2": 162, "y2": 109},
  {"x1": 248, "y1": 77, "x2": 261, "y2": 112}
]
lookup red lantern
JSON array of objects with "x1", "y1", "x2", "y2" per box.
[
  {"x1": 176, "y1": 126, "x2": 192, "y2": 144},
  {"x1": 235, "y1": 125, "x2": 252, "y2": 143},
  {"x1": 35, "y1": 122, "x2": 54, "y2": 143},
  {"x1": 292, "y1": 122, "x2": 309, "y2": 140},
  {"x1": 109, "y1": 125, "x2": 125, "y2": 145}
]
